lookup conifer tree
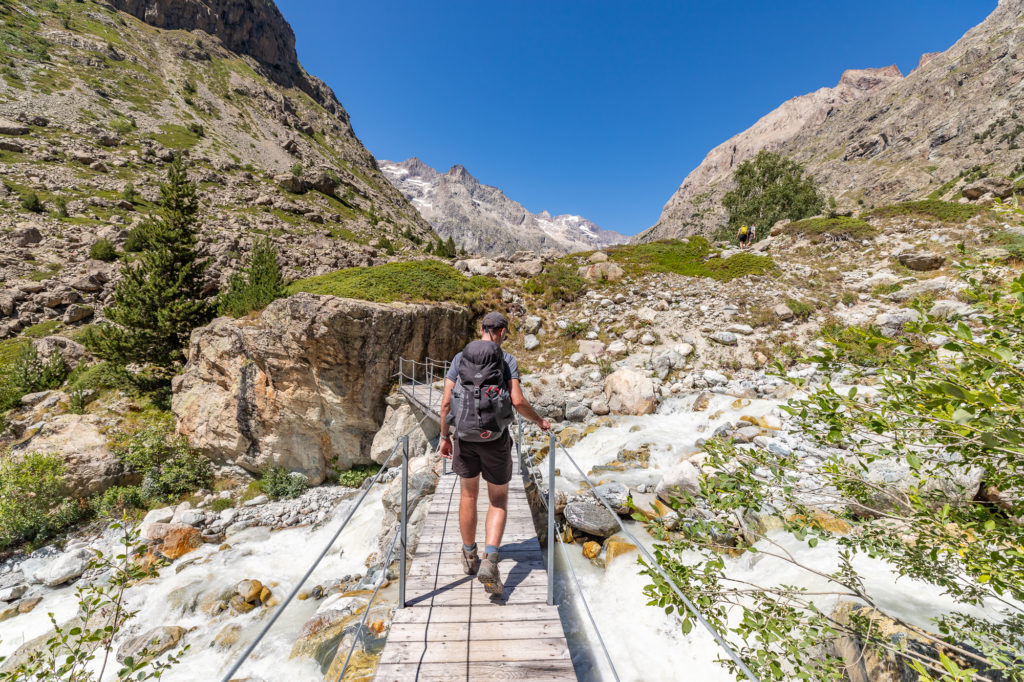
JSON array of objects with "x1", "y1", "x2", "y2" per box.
[
  {"x1": 87, "y1": 159, "x2": 212, "y2": 386},
  {"x1": 217, "y1": 238, "x2": 286, "y2": 317}
]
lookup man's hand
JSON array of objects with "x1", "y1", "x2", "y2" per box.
[
  {"x1": 537, "y1": 419, "x2": 551, "y2": 432},
  {"x1": 439, "y1": 437, "x2": 453, "y2": 459}
]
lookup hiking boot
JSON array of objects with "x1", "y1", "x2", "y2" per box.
[
  {"x1": 477, "y1": 553, "x2": 504, "y2": 595},
  {"x1": 460, "y1": 545, "x2": 479, "y2": 575}
]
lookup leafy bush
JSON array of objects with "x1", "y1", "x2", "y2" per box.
[
  {"x1": 337, "y1": 464, "x2": 380, "y2": 488},
  {"x1": 52, "y1": 195, "x2": 68, "y2": 218},
  {"x1": 121, "y1": 182, "x2": 137, "y2": 203},
  {"x1": 645, "y1": 268, "x2": 1024, "y2": 680},
  {"x1": 123, "y1": 225, "x2": 147, "y2": 253},
  {"x1": 865, "y1": 200, "x2": 983, "y2": 223},
  {"x1": 217, "y1": 238, "x2": 286, "y2": 317},
  {"x1": 67, "y1": 360, "x2": 129, "y2": 393},
  {"x1": 287, "y1": 260, "x2": 498, "y2": 304},
  {"x1": 20, "y1": 191, "x2": 44, "y2": 213},
  {"x1": 0, "y1": 345, "x2": 68, "y2": 412},
  {"x1": 88, "y1": 238, "x2": 118, "y2": 262},
  {"x1": 524, "y1": 264, "x2": 587, "y2": 302},
  {"x1": 0, "y1": 452, "x2": 81, "y2": 551},
  {"x1": 257, "y1": 466, "x2": 309, "y2": 500},
  {"x1": 785, "y1": 216, "x2": 878, "y2": 243},
  {"x1": 210, "y1": 498, "x2": 234, "y2": 512},
  {"x1": 92, "y1": 485, "x2": 145, "y2": 516},
  {"x1": 117, "y1": 426, "x2": 212, "y2": 503},
  {"x1": 722, "y1": 150, "x2": 823, "y2": 234},
  {"x1": 290, "y1": 162, "x2": 303, "y2": 177},
  {"x1": 784, "y1": 298, "x2": 815, "y2": 319},
  {"x1": 562, "y1": 321, "x2": 590, "y2": 339},
  {"x1": 607, "y1": 237, "x2": 775, "y2": 281}
]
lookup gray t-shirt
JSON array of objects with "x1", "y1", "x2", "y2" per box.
[{"x1": 446, "y1": 350, "x2": 520, "y2": 384}]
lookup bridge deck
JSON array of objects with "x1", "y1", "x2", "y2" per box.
[
  {"x1": 399, "y1": 383, "x2": 443, "y2": 426},
  {"x1": 375, "y1": 419, "x2": 575, "y2": 680}
]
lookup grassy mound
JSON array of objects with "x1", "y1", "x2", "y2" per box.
[
  {"x1": 286, "y1": 260, "x2": 498, "y2": 304},
  {"x1": 865, "y1": 200, "x2": 982, "y2": 223},
  {"x1": 605, "y1": 237, "x2": 774, "y2": 281},
  {"x1": 785, "y1": 216, "x2": 878, "y2": 242},
  {"x1": 524, "y1": 264, "x2": 587, "y2": 302}
]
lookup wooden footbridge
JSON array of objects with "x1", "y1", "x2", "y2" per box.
[{"x1": 380, "y1": 359, "x2": 576, "y2": 680}]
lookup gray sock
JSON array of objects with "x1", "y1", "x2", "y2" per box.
[
  {"x1": 463, "y1": 543, "x2": 477, "y2": 552},
  {"x1": 484, "y1": 544, "x2": 498, "y2": 556}
]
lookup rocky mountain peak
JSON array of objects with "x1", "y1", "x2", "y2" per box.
[
  {"x1": 837, "y1": 66, "x2": 903, "y2": 92},
  {"x1": 446, "y1": 164, "x2": 472, "y2": 182}
]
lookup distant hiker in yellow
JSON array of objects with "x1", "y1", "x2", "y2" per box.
[{"x1": 738, "y1": 223, "x2": 756, "y2": 248}]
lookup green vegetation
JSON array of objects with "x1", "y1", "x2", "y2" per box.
[
  {"x1": 722, "y1": 150, "x2": 823, "y2": 236},
  {"x1": 257, "y1": 466, "x2": 309, "y2": 500},
  {"x1": 92, "y1": 485, "x2": 146, "y2": 517},
  {"x1": 784, "y1": 298, "x2": 815, "y2": 319},
  {"x1": 785, "y1": 216, "x2": 878, "y2": 242},
  {"x1": 866, "y1": 200, "x2": 983, "y2": 223},
  {"x1": 0, "y1": 452, "x2": 81, "y2": 551},
  {"x1": 992, "y1": 229, "x2": 1024, "y2": 260},
  {"x1": 121, "y1": 182, "x2": 137, "y2": 203},
  {"x1": 149, "y1": 123, "x2": 203, "y2": 149},
  {"x1": 86, "y1": 159, "x2": 213, "y2": 390},
  {"x1": 52, "y1": 195, "x2": 68, "y2": 218},
  {"x1": 607, "y1": 237, "x2": 775, "y2": 281},
  {"x1": 561, "y1": 320, "x2": 590, "y2": 339},
  {"x1": 218, "y1": 238, "x2": 286, "y2": 317},
  {"x1": 337, "y1": 463, "x2": 380, "y2": 488},
  {"x1": 0, "y1": 344, "x2": 67, "y2": 412},
  {"x1": 88, "y1": 238, "x2": 119, "y2": 262},
  {"x1": 646, "y1": 269, "x2": 1024, "y2": 680},
  {"x1": 425, "y1": 235, "x2": 458, "y2": 258},
  {"x1": 116, "y1": 425, "x2": 212, "y2": 503},
  {"x1": 287, "y1": 260, "x2": 498, "y2": 304},
  {"x1": 21, "y1": 319, "x2": 61, "y2": 338},
  {"x1": 20, "y1": 191, "x2": 44, "y2": 213},
  {"x1": 524, "y1": 264, "x2": 588, "y2": 303}
]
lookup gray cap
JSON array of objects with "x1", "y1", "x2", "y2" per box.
[{"x1": 481, "y1": 311, "x2": 508, "y2": 329}]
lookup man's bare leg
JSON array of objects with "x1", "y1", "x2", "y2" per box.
[
  {"x1": 484, "y1": 482, "x2": 508, "y2": 551},
  {"x1": 459, "y1": 475, "x2": 480, "y2": 547}
]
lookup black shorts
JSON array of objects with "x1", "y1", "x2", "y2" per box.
[
  {"x1": 453, "y1": 430, "x2": 513, "y2": 485},
  {"x1": 739, "y1": 232, "x2": 750, "y2": 244}
]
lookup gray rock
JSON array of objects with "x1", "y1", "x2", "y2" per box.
[
  {"x1": 521, "y1": 315, "x2": 542, "y2": 334},
  {"x1": 731, "y1": 425, "x2": 762, "y2": 443},
  {"x1": 592, "y1": 482, "x2": 630, "y2": 515},
  {"x1": 962, "y1": 177, "x2": 1013, "y2": 200},
  {"x1": 709, "y1": 331, "x2": 737, "y2": 346},
  {"x1": 726, "y1": 323, "x2": 754, "y2": 335},
  {"x1": 11, "y1": 226, "x2": 42, "y2": 247},
  {"x1": 0, "y1": 584, "x2": 27, "y2": 602},
  {"x1": 897, "y1": 251, "x2": 945, "y2": 272},
  {"x1": 591, "y1": 399, "x2": 610, "y2": 416},
  {"x1": 702, "y1": 370, "x2": 728, "y2": 386},
  {"x1": 35, "y1": 549, "x2": 90, "y2": 587},
  {"x1": 773, "y1": 304, "x2": 794, "y2": 321},
  {"x1": 564, "y1": 501, "x2": 619, "y2": 537},
  {"x1": 116, "y1": 625, "x2": 186, "y2": 664},
  {"x1": 0, "y1": 119, "x2": 29, "y2": 135},
  {"x1": 564, "y1": 401, "x2": 589, "y2": 422},
  {"x1": 568, "y1": 352, "x2": 585, "y2": 367},
  {"x1": 523, "y1": 334, "x2": 540, "y2": 350},
  {"x1": 655, "y1": 460, "x2": 701, "y2": 503},
  {"x1": 640, "y1": 332, "x2": 657, "y2": 345},
  {"x1": 62, "y1": 304, "x2": 94, "y2": 324}
]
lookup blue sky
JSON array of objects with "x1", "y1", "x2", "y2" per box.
[{"x1": 275, "y1": 1, "x2": 995, "y2": 236}]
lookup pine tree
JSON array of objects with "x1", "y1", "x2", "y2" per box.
[
  {"x1": 86, "y1": 159, "x2": 212, "y2": 386},
  {"x1": 217, "y1": 238, "x2": 286, "y2": 317},
  {"x1": 444, "y1": 236, "x2": 456, "y2": 258}
]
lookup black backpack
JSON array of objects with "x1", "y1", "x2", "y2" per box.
[{"x1": 449, "y1": 340, "x2": 514, "y2": 442}]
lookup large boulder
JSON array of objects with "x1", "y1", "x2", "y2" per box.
[
  {"x1": 369, "y1": 403, "x2": 438, "y2": 465},
  {"x1": 577, "y1": 262, "x2": 624, "y2": 282},
  {"x1": 564, "y1": 501, "x2": 619, "y2": 537},
  {"x1": 961, "y1": 176, "x2": 1013, "y2": 200},
  {"x1": 172, "y1": 294, "x2": 471, "y2": 483},
  {"x1": 10, "y1": 414, "x2": 136, "y2": 497},
  {"x1": 896, "y1": 251, "x2": 945, "y2": 271},
  {"x1": 603, "y1": 369, "x2": 656, "y2": 415}
]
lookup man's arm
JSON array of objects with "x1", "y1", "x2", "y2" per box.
[
  {"x1": 439, "y1": 379, "x2": 455, "y2": 458},
  {"x1": 510, "y1": 378, "x2": 550, "y2": 431}
]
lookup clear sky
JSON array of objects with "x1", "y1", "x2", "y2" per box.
[{"x1": 275, "y1": 1, "x2": 995, "y2": 236}]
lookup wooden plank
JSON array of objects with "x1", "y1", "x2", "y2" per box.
[
  {"x1": 390, "y1": 603, "x2": 560, "y2": 624},
  {"x1": 386, "y1": 619, "x2": 566, "y2": 643},
  {"x1": 405, "y1": 585, "x2": 549, "y2": 607},
  {"x1": 374, "y1": 661, "x2": 576, "y2": 682},
  {"x1": 408, "y1": 559, "x2": 545, "y2": 578},
  {"x1": 378, "y1": 637, "x2": 570, "y2": 665},
  {"x1": 404, "y1": 569, "x2": 549, "y2": 594}
]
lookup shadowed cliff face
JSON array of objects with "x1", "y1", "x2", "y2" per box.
[{"x1": 106, "y1": 0, "x2": 345, "y2": 116}]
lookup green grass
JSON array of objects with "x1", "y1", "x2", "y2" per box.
[
  {"x1": 991, "y1": 230, "x2": 1024, "y2": 260},
  {"x1": 0, "y1": 338, "x2": 30, "y2": 373},
  {"x1": 865, "y1": 200, "x2": 983, "y2": 224},
  {"x1": 605, "y1": 237, "x2": 775, "y2": 281},
  {"x1": 149, "y1": 123, "x2": 202, "y2": 149},
  {"x1": 785, "y1": 217, "x2": 878, "y2": 243},
  {"x1": 286, "y1": 260, "x2": 499, "y2": 304},
  {"x1": 785, "y1": 298, "x2": 816, "y2": 319},
  {"x1": 524, "y1": 264, "x2": 587, "y2": 302},
  {"x1": 21, "y1": 320, "x2": 61, "y2": 339}
]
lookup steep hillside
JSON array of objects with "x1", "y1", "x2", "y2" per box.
[
  {"x1": 639, "y1": 0, "x2": 1024, "y2": 241},
  {"x1": 0, "y1": 0, "x2": 435, "y2": 338},
  {"x1": 380, "y1": 157, "x2": 625, "y2": 256}
]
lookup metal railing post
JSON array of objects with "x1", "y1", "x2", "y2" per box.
[
  {"x1": 516, "y1": 418, "x2": 523, "y2": 474},
  {"x1": 399, "y1": 434, "x2": 409, "y2": 608},
  {"x1": 547, "y1": 430, "x2": 556, "y2": 606}
]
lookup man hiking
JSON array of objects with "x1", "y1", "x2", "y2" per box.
[
  {"x1": 439, "y1": 311, "x2": 551, "y2": 595},
  {"x1": 737, "y1": 223, "x2": 756, "y2": 248}
]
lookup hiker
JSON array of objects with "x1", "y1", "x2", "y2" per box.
[
  {"x1": 737, "y1": 223, "x2": 756, "y2": 248},
  {"x1": 439, "y1": 311, "x2": 551, "y2": 595}
]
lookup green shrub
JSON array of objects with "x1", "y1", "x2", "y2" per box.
[
  {"x1": 785, "y1": 216, "x2": 878, "y2": 243},
  {"x1": 117, "y1": 426, "x2": 212, "y2": 503},
  {"x1": 123, "y1": 225, "x2": 148, "y2": 253},
  {"x1": 0, "y1": 345, "x2": 68, "y2": 412},
  {"x1": 607, "y1": 237, "x2": 775, "y2": 281},
  {"x1": 562, "y1": 321, "x2": 590, "y2": 339},
  {"x1": 376, "y1": 235, "x2": 396, "y2": 255},
  {"x1": 217, "y1": 238, "x2": 286, "y2": 317},
  {"x1": 68, "y1": 386, "x2": 88, "y2": 414},
  {"x1": 524, "y1": 264, "x2": 587, "y2": 302},
  {"x1": 290, "y1": 162, "x2": 303, "y2": 177},
  {"x1": 88, "y1": 238, "x2": 118, "y2": 262},
  {"x1": 337, "y1": 463, "x2": 380, "y2": 488},
  {"x1": 257, "y1": 465, "x2": 309, "y2": 500},
  {"x1": 287, "y1": 260, "x2": 498, "y2": 304},
  {"x1": 722, "y1": 150, "x2": 823, "y2": 234},
  {"x1": 67, "y1": 360, "x2": 129, "y2": 393},
  {"x1": 93, "y1": 485, "x2": 145, "y2": 516},
  {"x1": 52, "y1": 195, "x2": 68, "y2": 218},
  {"x1": 785, "y1": 298, "x2": 815, "y2": 319},
  {"x1": 20, "y1": 191, "x2": 44, "y2": 213},
  {"x1": 865, "y1": 200, "x2": 982, "y2": 223},
  {"x1": 121, "y1": 182, "x2": 137, "y2": 203},
  {"x1": 0, "y1": 452, "x2": 82, "y2": 550},
  {"x1": 210, "y1": 498, "x2": 234, "y2": 512}
]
